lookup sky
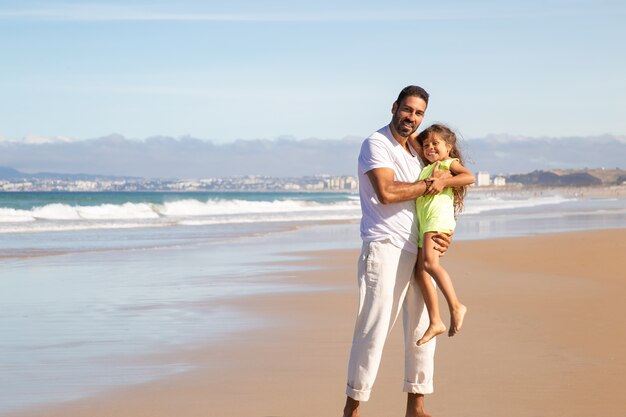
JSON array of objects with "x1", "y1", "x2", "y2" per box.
[{"x1": 1, "y1": 0, "x2": 625, "y2": 144}]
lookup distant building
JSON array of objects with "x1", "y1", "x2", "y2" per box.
[
  {"x1": 344, "y1": 177, "x2": 358, "y2": 190},
  {"x1": 305, "y1": 182, "x2": 325, "y2": 191},
  {"x1": 324, "y1": 176, "x2": 358, "y2": 191},
  {"x1": 283, "y1": 183, "x2": 301, "y2": 190},
  {"x1": 0, "y1": 174, "x2": 360, "y2": 192},
  {"x1": 476, "y1": 171, "x2": 490, "y2": 187},
  {"x1": 493, "y1": 176, "x2": 506, "y2": 186}
]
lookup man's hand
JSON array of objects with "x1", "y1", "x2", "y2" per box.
[
  {"x1": 432, "y1": 230, "x2": 453, "y2": 255},
  {"x1": 424, "y1": 162, "x2": 452, "y2": 195},
  {"x1": 426, "y1": 177, "x2": 445, "y2": 194}
]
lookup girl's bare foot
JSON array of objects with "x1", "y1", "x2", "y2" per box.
[
  {"x1": 416, "y1": 321, "x2": 446, "y2": 346},
  {"x1": 448, "y1": 304, "x2": 467, "y2": 337}
]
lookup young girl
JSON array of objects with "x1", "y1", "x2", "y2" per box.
[{"x1": 413, "y1": 124, "x2": 475, "y2": 346}]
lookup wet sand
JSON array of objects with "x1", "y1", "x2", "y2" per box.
[{"x1": 10, "y1": 229, "x2": 626, "y2": 417}]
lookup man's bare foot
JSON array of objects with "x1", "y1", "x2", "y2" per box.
[
  {"x1": 448, "y1": 304, "x2": 467, "y2": 337},
  {"x1": 406, "y1": 393, "x2": 432, "y2": 417},
  {"x1": 416, "y1": 321, "x2": 446, "y2": 346},
  {"x1": 410, "y1": 410, "x2": 432, "y2": 417},
  {"x1": 343, "y1": 396, "x2": 360, "y2": 417}
]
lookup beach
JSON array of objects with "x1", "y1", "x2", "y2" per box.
[
  {"x1": 1, "y1": 189, "x2": 625, "y2": 416},
  {"x1": 5, "y1": 228, "x2": 625, "y2": 417}
]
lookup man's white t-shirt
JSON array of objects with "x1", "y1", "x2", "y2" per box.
[{"x1": 358, "y1": 125, "x2": 423, "y2": 254}]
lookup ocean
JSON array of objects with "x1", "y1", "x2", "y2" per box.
[{"x1": 0, "y1": 190, "x2": 624, "y2": 414}]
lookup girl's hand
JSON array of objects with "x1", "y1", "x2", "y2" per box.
[
  {"x1": 432, "y1": 230, "x2": 453, "y2": 255},
  {"x1": 426, "y1": 177, "x2": 445, "y2": 194}
]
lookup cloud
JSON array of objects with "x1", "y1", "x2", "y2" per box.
[
  {"x1": 0, "y1": 134, "x2": 362, "y2": 178},
  {"x1": 464, "y1": 134, "x2": 626, "y2": 174},
  {"x1": 0, "y1": 135, "x2": 78, "y2": 145},
  {"x1": 0, "y1": 133, "x2": 623, "y2": 178}
]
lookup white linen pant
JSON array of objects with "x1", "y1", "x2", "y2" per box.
[{"x1": 345, "y1": 239, "x2": 436, "y2": 402}]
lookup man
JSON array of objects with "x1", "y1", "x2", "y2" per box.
[{"x1": 343, "y1": 85, "x2": 452, "y2": 417}]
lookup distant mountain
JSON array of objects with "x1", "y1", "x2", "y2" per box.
[
  {"x1": 506, "y1": 168, "x2": 626, "y2": 186},
  {"x1": 463, "y1": 134, "x2": 625, "y2": 174},
  {"x1": 0, "y1": 133, "x2": 623, "y2": 177},
  {"x1": 0, "y1": 166, "x2": 22, "y2": 179},
  {"x1": 0, "y1": 166, "x2": 139, "y2": 181}
]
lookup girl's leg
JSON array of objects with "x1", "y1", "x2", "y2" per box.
[
  {"x1": 422, "y1": 232, "x2": 467, "y2": 337},
  {"x1": 415, "y1": 248, "x2": 446, "y2": 346}
]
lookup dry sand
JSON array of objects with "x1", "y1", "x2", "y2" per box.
[{"x1": 11, "y1": 229, "x2": 626, "y2": 417}]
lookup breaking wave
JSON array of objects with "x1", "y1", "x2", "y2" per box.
[{"x1": 0, "y1": 198, "x2": 361, "y2": 233}]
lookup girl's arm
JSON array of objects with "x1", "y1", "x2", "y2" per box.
[
  {"x1": 428, "y1": 160, "x2": 475, "y2": 193},
  {"x1": 448, "y1": 160, "x2": 476, "y2": 186}
]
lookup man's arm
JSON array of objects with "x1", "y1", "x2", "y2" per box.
[
  {"x1": 366, "y1": 163, "x2": 451, "y2": 204},
  {"x1": 366, "y1": 165, "x2": 453, "y2": 254},
  {"x1": 365, "y1": 167, "x2": 429, "y2": 204}
]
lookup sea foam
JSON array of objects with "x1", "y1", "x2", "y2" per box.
[
  {"x1": 0, "y1": 198, "x2": 361, "y2": 233},
  {"x1": 0, "y1": 193, "x2": 587, "y2": 234}
]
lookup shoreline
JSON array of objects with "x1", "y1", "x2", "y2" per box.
[
  {"x1": 1, "y1": 183, "x2": 625, "y2": 195},
  {"x1": 470, "y1": 183, "x2": 626, "y2": 198},
  {"x1": 7, "y1": 228, "x2": 626, "y2": 417}
]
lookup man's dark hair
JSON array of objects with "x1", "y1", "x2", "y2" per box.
[{"x1": 396, "y1": 85, "x2": 429, "y2": 106}]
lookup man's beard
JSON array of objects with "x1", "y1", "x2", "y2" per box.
[{"x1": 393, "y1": 116, "x2": 417, "y2": 137}]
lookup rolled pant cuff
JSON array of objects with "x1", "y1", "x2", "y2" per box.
[
  {"x1": 403, "y1": 381, "x2": 434, "y2": 395},
  {"x1": 346, "y1": 386, "x2": 371, "y2": 402}
]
